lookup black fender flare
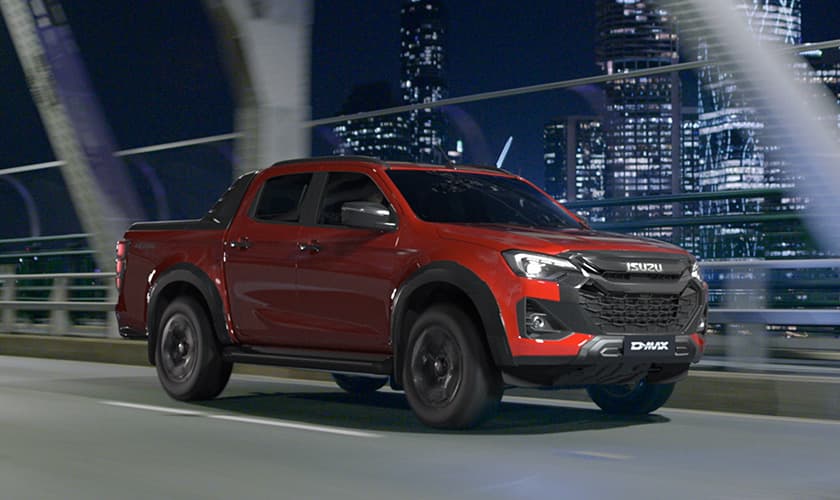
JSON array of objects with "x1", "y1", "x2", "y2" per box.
[
  {"x1": 390, "y1": 261, "x2": 513, "y2": 386},
  {"x1": 146, "y1": 263, "x2": 231, "y2": 365}
]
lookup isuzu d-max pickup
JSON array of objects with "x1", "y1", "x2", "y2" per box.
[{"x1": 115, "y1": 156, "x2": 708, "y2": 428}]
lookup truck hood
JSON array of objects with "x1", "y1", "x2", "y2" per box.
[{"x1": 436, "y1": 223, "x2": 687, "y2": 256}]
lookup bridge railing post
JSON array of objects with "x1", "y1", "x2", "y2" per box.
[
  {"x1": 106, "y1": 286, "x2": 119, "y2": 338},
  {"x1": 1, "y1": 278, "x2": 16, "y2": 332},
  {"x1": 49, "y1": 277, "x2": 70, "y2": 335}
]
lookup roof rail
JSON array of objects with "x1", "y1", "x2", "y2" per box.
[{"x1": 268, "y1": 155, "x2": 389, "y2": 169}]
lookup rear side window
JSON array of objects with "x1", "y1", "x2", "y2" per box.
[
  {"x1": 253, "y1": 173, "x2": 311, "y2": 223},
  {"x1": 203, "y1": 171, "x2": 256, "y2": 227},
  {"x1": 318, "y1": 172, "x2": 388, "y2": 226}
]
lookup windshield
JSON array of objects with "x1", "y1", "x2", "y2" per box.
[{"x1": 386, "y1": 170, "x2": 582, "y2": 229}]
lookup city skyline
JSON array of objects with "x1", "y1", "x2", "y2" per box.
[
  {"x1": 1, "y1": 1, "x2": 840, "y2": 240},
  {"x1": 540, "y1": 0, "x2": 840, "y2": 260}
]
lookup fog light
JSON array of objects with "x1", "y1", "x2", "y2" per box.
[{"x1": 527, "y1": 313, "x2": 550, "y2": 332}]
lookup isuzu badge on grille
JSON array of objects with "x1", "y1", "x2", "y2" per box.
[{"x1": 626, "y1": 262, "x2": 663, "y2": 272}]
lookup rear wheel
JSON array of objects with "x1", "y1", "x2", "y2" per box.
[
  {"x1": 403, "y1": 305, "x2": 503, "y2": 429},
  {"x1": 332, "y1": 374, "x2": 388, "y2": 394},
  {"x1": 155, "y1": 296, "x2": 232, "y2": 401},
  {"x1": 586, "y1": 380, "x2": 675, "y2": 415}
]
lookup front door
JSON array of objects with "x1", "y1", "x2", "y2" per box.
[{"x1": 295, "y1": 171, "x2": 404, "y2": 353}]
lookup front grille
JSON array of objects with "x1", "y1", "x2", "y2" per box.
[
  {"x1": 580, "y1": 285, "x2": 701, "y2": 334},
  {"x1": 601, "y1": 272, "x2": 682, "y2": 282}
]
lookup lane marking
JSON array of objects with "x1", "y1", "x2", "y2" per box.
[
  {"x1": 570, "y1": 450, "x2": 633, "y2": 460},
  {"x1": 99, "y1": 400, "x2": 382, "y2": 438},
  {"x1": 208, "y1": 414, "x2": 380, "y2": 438},
  {"x1": 101, "y1": 400, "x2": 204, "y2": 416},
  {"x1": 658, "y1": 407, "x2": 840, "y2": 426},
  {"x1": 690, "y1": 370, "x2": 840, "y2": 384},
  {"x1": 239, "y1": 376, "x2": 840, "y2": 426},
  {"x1": 141, "y1": 375, "x2": 840, "y2": 428},
  {"x1": 502, "y1": 395, "x2": 840, "y2": 426}
]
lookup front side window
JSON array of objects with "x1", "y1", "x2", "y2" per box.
[
  {"x1": 253, "y1": 173, "x2": 311, "y2": 223},
  {"x1": 386, "y1": 170, "x2": 582, "y2": 230},
  {"x1": 318, "y1": 172, "x2": 390, "y2": 226}
]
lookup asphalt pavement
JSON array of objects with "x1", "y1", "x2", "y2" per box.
[{"x1": 2, "y1": 355, "x2": 839, "y2": 500}]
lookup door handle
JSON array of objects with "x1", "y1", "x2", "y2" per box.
[
  {"x1": 229, "y1": 238, "x2": 251, "y2": 249},
  {"x1": 297, "y1": 240, "x2": 321, "y2": 254}
]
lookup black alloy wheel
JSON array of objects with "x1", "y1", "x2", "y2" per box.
[
  {"x1": 409, "y1": 326, "x2": 463, "y2": 408},
  {"x1": 160, "y1": 313, "x2": 198, "y2": 383},
  {"x1": 403, "y1": 304, "x2": 503, "y2": 429},
  {"x1": 155, "y1": 296, "x2": 232, "y2": 401}
]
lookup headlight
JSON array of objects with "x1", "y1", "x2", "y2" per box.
[
  {"x1": 691, "y1": 260, "x2": 702, "y2": 280},
  {"x1": 503, "y1": 251, "x2": 578, "y2": 281}
]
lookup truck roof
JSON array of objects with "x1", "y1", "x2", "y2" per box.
[{"x1": 266, "y1": 155, "x2": 516, "y2": 176}]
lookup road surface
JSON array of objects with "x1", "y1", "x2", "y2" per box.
[{"x1": 1, "y1": 355, "x2": 838, "y2": 499}]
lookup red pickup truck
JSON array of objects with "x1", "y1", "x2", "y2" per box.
[{"x1": 115, "y1": 156, "x2": 707, "y2": 428}]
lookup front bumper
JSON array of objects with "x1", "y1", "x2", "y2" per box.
[
  {"x1": 498, "y1": 250, "x2": 708, "y2": 365},
  {"x1": 511, "y1": 333, "x2": 704, "y2": 366}
]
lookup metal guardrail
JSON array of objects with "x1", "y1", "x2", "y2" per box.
[
  {"x1": 0, "y1": 272, "x2": 117, "y2": 337},
  {"x1": 0, "y1": 260, "x2": 835, "y2": 348},
  {"x1": 700, "y1": 259, "x2": 840, "y2": 327}
]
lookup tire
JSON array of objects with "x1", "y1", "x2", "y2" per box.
[
  {"x1": 402, "y1": 304, "x2": 503, "y2": 429},
  {"x1": 586, "y1": 380, "x2": 675, "y2": 415},
  {"x1": 155, "y1": 296, "x2": 232, "y2": 401},
  {"x1": 332, "y1": 374, "x2": 388, "y2": 394}
]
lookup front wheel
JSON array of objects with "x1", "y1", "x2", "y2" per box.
[
  {"x1": 402, "y1": 305, "x2": 503, "y2": 429},
  {"x1": 586, "y1": 380, "x2": 675, "y2": 415}
]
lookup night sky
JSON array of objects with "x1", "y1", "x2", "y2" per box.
[{"x1": 0, "y1": 1, "x2": 839, "y2": 237}]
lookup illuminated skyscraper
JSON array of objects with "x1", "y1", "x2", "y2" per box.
[
  {"x1": 400, "y1": 0, "x2": 448, "y2": 163},
  {"x1": 543, "y1": 117, "x2": 606, "y2": 210},
  {"x1": 802, "y1": 48, "x2": 840, "y2": 133},
  {"x1": 679, "y1": 108, "x2": 703, "y2": 254},
  {"x1": 333, "y1": 82, "x2": 411, "y2": 161},
  {"x1": 697, "y1": 0, "x2": 801, "y2": 259},
  {"x1": 543, "y1": 121, "x2": 567, "y2": 200},
  {"x1": 595, "y1": 0, "x2": 680, "y2": 237}
]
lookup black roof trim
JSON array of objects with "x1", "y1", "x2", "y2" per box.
[
  {"x1": 267, "y1": 155, "x2": 389, "y2": 169},
  {"x1": 266, "y1": 156, "x2": 517, "y2": 176},
  {"x1": 387, "y1": 161, "x2": 516, "y2": 176}
]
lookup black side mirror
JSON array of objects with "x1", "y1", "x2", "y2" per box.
[{"x1": 341, "y1": 201, "x2": 397, "y2": 231}]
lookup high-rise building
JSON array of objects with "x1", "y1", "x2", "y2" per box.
[
  {"x1": 679, "y1": 108, "x2": 702, "y2": 254},
  {"x1": 333, "y1": 82, "x2": 411, "y2": 161},
  {"x1": 400, "y1": 0, "x2": 448, "y2": 163},
  {"x1": 802, "y1": 48, "x2": 840, "y2": 134},
  {"x1": 543, "y1": 121, "x2": 566, "y2": 199},
  {"x1": 543, "y1": 117, "x2": 606, "y2": 222},
  {"x1": 696, "y1": 0, "x2": 802, "y2": 259},
  {"x1": 595, "y1": 0, "x2": 680, "y2": 238}
]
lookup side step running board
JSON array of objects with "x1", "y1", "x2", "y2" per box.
[{"x1": 222, "y1": 346, "x2": 393, "y2": 375}]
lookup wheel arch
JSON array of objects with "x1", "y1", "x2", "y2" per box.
[
  {"x1": 390, "y1": 261, "x2": 512, "y2": 387},
  {"x1": 147, "y1": 263, "x2": 231, "y2": 365}
]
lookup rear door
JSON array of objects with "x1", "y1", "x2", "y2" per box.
[
  {"x1": 295, "y1": 171, "x2": 404, "y2": 353},
  {"x1": 224, "y1": 172, "x2": 313, "y2": 346}
]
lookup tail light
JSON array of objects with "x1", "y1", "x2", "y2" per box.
[{"x1": 115, "y1": 240, "x2": 129, "y2": 292}]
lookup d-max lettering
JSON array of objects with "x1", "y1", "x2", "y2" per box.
[{"x1": 630, "y1": 340, "x2": 671, "y2": 351}]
